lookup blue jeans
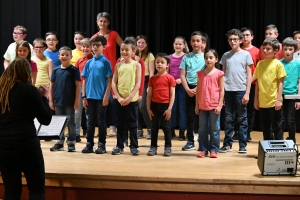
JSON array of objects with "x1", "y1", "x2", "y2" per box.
[
  {"x1": 198, "y1": 109, "x2": 220, "y2": 152},
  {"x1": 224, "y1": 91, "x2": 248, "y2": 147},
  {"x1": 171, "y1": 84, "x2": 186, "y2": 130},
  {"x1": 260, "y1": 107, "x2": 283, "y2": 140},
  {"x1": 185, "y1": 84, "x2": 199, "y2": 142},
  {"x1": 86, "y1": 99, "x2": 107, "y2": 146},
  {"x1": 138, "y1": 76, "x2": 152, "y2": 129},
  {"x1": 55, "y1": 106, "x2": 76, "y2": 144},
  {"x1": 75, "y1": 87, "x2": 83, "y2": 136}
]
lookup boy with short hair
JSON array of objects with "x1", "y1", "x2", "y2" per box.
[
  {"x1": 219, "y1": 29, "x2": 253, "y2": 154},
  {"x1": 258, "y1": 24, "x2": 284, "y2": 60},
  {"x1": 253, "y1": 38, "x2": 286, "y2": 140},
  {"x1": 293, "y1": 31, "x2": 300, "y2": 60},
  {"x1": 280, "y1": 37, "x2": 300, "y2": 143},
  {"x1": 49, "y1": 46, "x2": 81, "y2": 152},
  {"x1": 3, "y1": 25, "x2": 34, "y2": 69},
  {"x1": 70, "y1": 31, "x2": 86, "y2": 66},
  {"x1": 81, "y1": 36, "x2": 113, "y2": 154}
]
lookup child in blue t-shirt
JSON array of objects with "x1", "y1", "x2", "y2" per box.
[
  {"x1": 49, "y1": 46, "x2": 80, "y2": 152},
  {"x1": 44, "y1": 31, "x2": 61, "y2": 68}
]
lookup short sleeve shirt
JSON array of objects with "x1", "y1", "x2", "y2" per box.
[{"x1": 280, "y1": 59, "x2": 300, "y2": 95}]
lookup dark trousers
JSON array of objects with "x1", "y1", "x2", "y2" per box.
[
  {"x1": 0, "y1": 140, "x2": 45, "y2": 200},
  {"x1": 150, "y1": 102, "x2": 172, "y2": 148},
  {"x1": 282, "y1": 98, "x2": 296, "y2": 142},
  {"x1": 86, "y1": 99, "x2": 107, "y2": 146},
  {"x1": 260, "y1": 107, "x2": 283, "y2": 140},
  {"x1": 116, "y1": 101, "x2": 138, "y2": 149},
  {"x1": 185, "y1": 84, "x2": 199, "y2": 142}
]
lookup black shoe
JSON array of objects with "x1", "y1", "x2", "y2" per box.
[
  {"x1": 68, "y1": 144, "x2": 76, "y2": 152},
  {"x1": 232, "y1": 132, "x2": 239, "y2": 141},
  {"x1": 171, "y1": 128, "x2": 176, "y2": 138},
  {"x1": 246, "y1": 134, "x2": 252, "y2": 142},
  {"x1": 137, "y1": 130, "x2": 144, "y2": 139},
  {"x1": 76, "y1": 135, "x2": 81, "y2": 142},
  {"x1": 95, "y1": 142, "x2": 106, "y2": 154},
  {"x1": 82, "y1": 143, "x2": 94, "y2": 153},
  {"x1": 219, "y1": 144, "x2": 232, "y2": 153},
  {"x1": 179, "y1": 130, "x2": 185, "y2": 141},
  {"x1": 50, "y1": 143, "x2": 64, "y2": 151},
  {"x1": 238, "y1": 147, "x2": 247, "y2": 154}
]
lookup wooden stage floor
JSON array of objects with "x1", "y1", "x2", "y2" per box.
[{"x1": 33, "y1": 130, "x2": 300, "y2": 197}]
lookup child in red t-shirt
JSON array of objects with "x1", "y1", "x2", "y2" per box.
[{"x1": 146, "y1": 53, "x2": 176, "y2": 156}]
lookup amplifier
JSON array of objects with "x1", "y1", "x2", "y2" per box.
[{"x1": 257, "y1": 140, "x2": 298, "y2": 176}]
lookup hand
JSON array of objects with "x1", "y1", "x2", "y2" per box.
[
  {"x1": 49, "y1": 101, "x2": 55, "y2": 110},
  {"x1": 163, "y1": 109, "x2": 172, "y2": 120},
  {"x1": 83, "y1": 98, "x2": 88, "y2": 109},
  {"x1": 121, "y1": 96, "x2": 132, "y2": 106},
  {"x1": 117, "y1": 97, "x2": 125, "y2": 105},
  {"x1": 102, "y1": 96, "x2": 109, "y2": 106},
  {"x1": 175, "y1": 78, "x2": 181, "y2": 84},
  {"x1": 138, "y1": 95, "x2": 142, "y2": 102},
  {"x1": 242, "y1": 93, "x2": 249, "y2": 105},
  {"x1": 147, "y1": 109, "x2": 154, "y2": 120},
  {"x1": 295, "y1": 102, "x2": 300, "y2": 110},
  {"x1": 254, "y1": 98, "x2": 259, "y2": 110},
  {"x1": 275, "y1": 100, "x2": 282, "y2": 110},
  {"x1": 214, "y1": 106, "x2": 222, "y2": 114},
  {"x1": 186, "y1": 88, "x2": 196, "y2": 97},
  {"x1": 195, "y1": 107, "x2": 199, "y2": 115},
  {"x1": 38, "y1": 85, "x2": 49, "y2": 97}
]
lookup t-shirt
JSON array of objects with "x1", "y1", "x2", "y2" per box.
[
  {"x1": 30, "y1": 61, "x2": 38, "y2": 73},
  {"x1": 116, "y1": 61, "x2": 139, "y2": 102},
  {"x1": 280, "y1": 59, "x2": 300, "y2": 95},
  {"x1": 148, "y1": 73, "x2": 176, "y2": 103},
  {"x1": 3, "y1": 42, "x2": 35, "y2": 61},
  {"x1": 32, "y1": 56, "x2": 51, "y2": 87},
  {"x1": 50, "y1": 65, "x2": 80, "y2": 106},
  {"x1": 220, "y1": 50, "x2": 253, "y2": 91},
  {"x1": 143, "y1": 53, "x2": 155, "y2": 76},
  {"x1": 75, "y1": 54, "x2": 93, "y2": 86},
  {"x1": 294, "y1": 50, "x2": 300, "y2": 61},
  {"x1": 259, "y1": 43, "x2": 284, "y2": 61},
  {"x1": 197, "y1": 69, "x2": 224, "y2": 110},
  {"x1": 179, "y1": 52, "x2": 205, "y2": 86},
  {"x1": 169, "y1": 54, "x2": 186, "y2": 80},
  {"x1": 70, "y1": 49, "x2": 84, "y2": 66},
  {"x1": 253, "y1": 59, "x2": 286, "y2": 108},
  {"x1": 81, "y1": 55, "x2": 112, "y2": 100},
  {"x1": 44, "y1": 49, "x2": 60, "y2": 68}
]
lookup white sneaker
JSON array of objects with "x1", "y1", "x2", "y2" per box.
[
  {"x1": 108, "y1": 126, "x2": 117, "y2": 137},
  {"x1": 194, "y1": 133, "x2": 199, "y2": 141}
]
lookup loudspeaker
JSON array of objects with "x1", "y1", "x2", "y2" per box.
[{"x1": 257, "y1": 140, "x2": 298, "y2": 176}]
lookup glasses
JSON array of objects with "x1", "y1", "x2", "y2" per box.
[
  {"x1": 34, "y1": 46, "x2": 45, "y2": 49},
  {"x1": 228, "y1": 38, "x2": 239, "y2": 42},
  {"x1": 46, "y1": 39, "x2": 57, "y2": 42},
  {"x1": 12, "y1": 32, "x2": 23, "y2": 36},
  {"x1": 243, "y1": 34, "x2": 251, "y2": 37},
  {"x1": 92, "y1": 44, "x2": 102, "y2": 48}
]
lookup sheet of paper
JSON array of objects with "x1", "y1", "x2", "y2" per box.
[
  {"x1": 38, "y1": 116, "x2": 67, "y2": 136},
  {"x1": 34, "y1": 118, "x2": 41, "y2": 131}
]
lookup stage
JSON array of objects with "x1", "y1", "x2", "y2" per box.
[{"x1": 1, "y1": 131, "x2": 300, "y2": 199}]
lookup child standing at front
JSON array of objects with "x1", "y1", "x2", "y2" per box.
[
  {"x1": 293, "y1": 31, "x2": 300, "y2": 60},
  {"x1": 219, "y1": 29, "x2": 253, "y2": 154},
  {"x1": 147, "y1": 53, "x2": 176, "y2": 156},
  {"x1": 196, "y1": 49, "x2": 224, "y2": 158},
  {"x1": 81, "y1": 36, "x2": 112, "y2": 154},
  {"x1": 44, "y1": 31, "x2": 61, "y2": 68},
  {"x1": 111, "y1": 38, "x2": 141, "y2": 155},
  {"x1": 253, "y1": 38, "x2": 286, "y2": 140},
  {"x1": 49, "y1": 46, "x2": 80, "y2": 152},
  {"x1": 280, "y1": 37, "x2": 300, "y2": 143},
  {"x1": 70, "y1": 31, "x2": 86, "y2": 66},
  {"x1": 180, "y1": 31, "x2": 206, "y2": 151}
]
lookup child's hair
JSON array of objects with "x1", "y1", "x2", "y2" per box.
[
  {"x1": 201, "y1": 33, "x2": 210, "y2": 52},
  {"x1": 0, "y1": 58, "x2": 32, "y2": 113},
  {"x1": 136, "y1": 35, "x2": 150, "y2": 60},
  {"x1": 262, "y1": 38, "x2": 280, "y2": 51},
  {"x1": 90, "y1": 35, "x2": 107, "y2": 46},
  {"x1": 282, "y1": 37, "x2": 298, "y2": 50},
  {"x1": 81, "y1": 38, "x2": 91, "y2": 46},
  {"x1": 293, "y1": 30, "x2": 300, "y2": 37},
  {"x1": 240, "y1": 27, "x2": 254, "y2": 35},
  {"x1": 96, "y1": 12, "x2": 111, "y2": 23},
  {"x1": 45, "y1": 31, "x2": 60, "y2": 41},
  {"x1": 155, "y1": 53, "x2": 170, "y2": 65},
  {"x1": 59, "y1": 46, "x2": 72, "y2": 54},
  {"x1": 74, "y1": 31, "x2": 87, "y2": 38},
  {"x1": 125, "y1": 36, "x2": 137, "y2": 50},
  {"x1": 16, "y1": 41, "x2": 31, "y2": 63},
  {"x1": 226, "y1": 29, "x2": 243, "y2": 40},
  {"x1": 191, "y1": 31, "x2": 203, "y2": 38},
  {"x1": 265, "y1": 24, "x2": 278, "y2": 33},
  {"x1": 204, "y1": 49, "x2": 221, "y2": 69},
  {"x1": 14, "y1": 25, "x2": 27, "y2": 34},
  {"x1": 33, "y1": 38, "x2": 47, "y2": 48},
  {"x1": 122, "y1": 37, "x2": 136, "y2": 50},
  {"x1": 174, "y1": 36, "x2": 189, "y2": 53}
]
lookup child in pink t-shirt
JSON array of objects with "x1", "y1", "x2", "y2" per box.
[{"x1": 195, "y1": 49, "x2": 224, "y2": 158}]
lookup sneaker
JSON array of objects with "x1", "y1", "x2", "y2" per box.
[
  {"x1": 82, "y1": 143, "x2": 94, "y2": 153},
  {"x1": 137, "y1": 129, "x2": 144, "y2": 139},
  {"x1": 232, "y1": 132, "x2": 239, "y2": 141},
  {"x1": 163, "y1": 147, "x2": 172, "y2": 156},
  {"x1": 146, "y1": 129, "x2": 151, "y2": 139},
  {"x1": 182, "y1": 141, "x2": 196, "y2": 151},
  {"x1": 179, "y1": 130, "x2": 185, "y2": 141},
  {"x1": 50, "y1": 143, "x2": 64, "y2": 151},
  {"x1": 68, "y1": 144, "x2": 75, "y2": 152},
  {"x1": 194, "y1": 133, "x2": 199, "y2": 141},
  {"x1": 210, "y1": 151, "x2": 217, "y2": 158},
  {"x1": 197, "y1": 151, "x2": 207, "y2": 158},
  {"x1": 95, "y1": 143, "x2": 107, "y2": 154},
  {"x1": 130, "y1": 147, "x2": 140, "y2": 155},
  {"x1": 111, "y1": 147, "x2": 124, "y2": 155},
  {"x1": 76, "y1": 135, "x2": 81, "y2": 142},
  {"x1": 108, "y1": 126, "x2": 117, "y2": 137},
  {"x1": 219, "y1": 144, "x2": 232, "y2": 153},
  {"x1": 238, "y1": 147, "x2": 247, "y2": 154},
  {"x1": 147, "y1": 146, "x2": 157, "y2": 156}
]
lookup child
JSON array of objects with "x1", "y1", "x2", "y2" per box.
[
  {"x1": 49, "y1": 46, "x2": 80, "y2": 152},
  {"x1": 258, "y1": 24, "x2": 284, "y2": 60},
  {"x1": 195, "y1": 49, "x2": 224, "y2": 158},
  {"x1": 147, "y1": 53, "x2": 176, "y2": 156},
  {"x1": 219, "y1": 29, "x2": 253, "y2": 154},
  {"x1": 136, "y1": 35, "x2": 155, "y2": 139},
  {"x1": 3, "y1": 25, "x2": 34, "y2": 69},
  {"x1": 111, "y1": 38, "x2": 141, "y2": 155},
  {"x1": 180, "y1": 31, "x2": 206, "y2": 151},
  {"x1": 169, "y1": 36, "x2": 189, "y2": 140},
  {"x1": 32, "y1": 38, "x2": 54, "y2": 88},
  {"x1": 293, "y1": 31, "x2": 300, "y2": 60},
  {"x1": 44, "y1": 31, "x2": 61, "y2": 68},
  {"x1": 81, "y1": 36, "x2": 112, "y2": 154},
  {"x1": 75, "y1": 38, "x2": 93, "y2": 140},
  {"x1": 253, "y1": 38, "x2": 286, "y2": 140},
  {"x1": 70, "y1": 31, "x2": 86, "y2": 66},
  {"x1": 16, "y1": 41, "x2": 38, "y2": 86},
  {"x1": 280, "y1": 37, "x2": 300, "y2": 143}
]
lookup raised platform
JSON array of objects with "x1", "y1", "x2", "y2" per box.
[{"x1": 1, "y1": 131, "x2": 300, "y2": 199}]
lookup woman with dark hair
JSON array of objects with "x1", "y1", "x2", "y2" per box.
[{"x1": 0, "y1": 58, "x2": 52, "y2": 199}]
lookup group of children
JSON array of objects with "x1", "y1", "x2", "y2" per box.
[{"x1": 3, "y1": 24, "x2": 300, "y2": 158}]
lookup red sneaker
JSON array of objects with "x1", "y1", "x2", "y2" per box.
[
  {"x1": 197, "y1": 151, "x2": 206, "y2": 158},
  {"x1": 210, "y1": 151, "x2": 217, "y2": 158}
]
